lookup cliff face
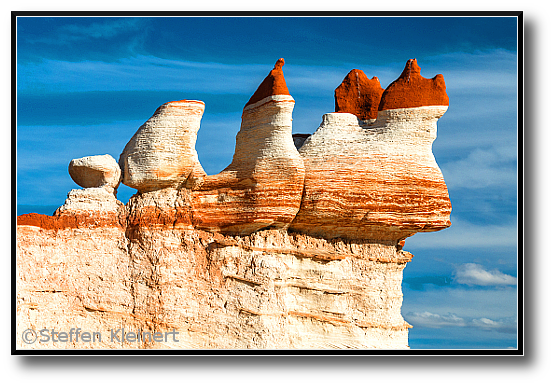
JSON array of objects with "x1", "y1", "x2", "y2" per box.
[{"x1": 16, "y1": 58, "x2": 451, "y2": 350}]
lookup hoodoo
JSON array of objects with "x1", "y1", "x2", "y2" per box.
[
  {"x1": 290, "y1": 58, "x2": 451, "y2": 242},
  {"x1": 191, "y1": 58, "x2": 305, "y2": 234},
  {"x1": 16, "y1": 58, "x2": 451, "y2": 350}
]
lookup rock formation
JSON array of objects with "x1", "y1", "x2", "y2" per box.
[
  {"x1": 16, "y1": 58, "x2": 451, "y2": 350},
  {"x1": 23, "y1": 154, "x2": 125, "y2": 225},
  {"x1": 334, "y1": 69, "x2": 384, "y2": 121},
  {"x1": 290, "y1": 58, "x2": 451, "y2": 242},
  {"x1": 68, "y1": 154, "x2": 121, "y2": 193},
  {"x1": 190, "y1": 59, "x2": 305, "y2": 234},
  {"x1": 119, "y1": 100, "x2": 206, "y2": 192},
  {"x1": 378, "y1": 58, "x2": 449, "y2": 110}
]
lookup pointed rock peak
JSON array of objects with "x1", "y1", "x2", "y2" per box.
[
  {"x1": 378, "y1": 58, "x2": 449, "y2": 111},
  {"x1": 334, "y1": 69, "x2": 384, "y2": 120},
  {"x1": 399, "y1": 58, "x2": 421, "y2": 80},
  {"x1": 245, "y1": 58, "x2": 291, "y2": 108},
  {"x1": 274, "y1": 57, "x2": 285, "y2": 70}
]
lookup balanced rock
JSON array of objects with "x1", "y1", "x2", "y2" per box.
[
  {"x1": 191, "y1": 59, "x2": 305, "y2": 234},
  {"x1": 119, "y1": 100, "x2": 206, "y2": 193},
  {"x1": 60, "y1": 154, "x2": 124, "y2": 216},
  {"x1": 68, "y1": 154, "x2": 121, "y2": 192}
]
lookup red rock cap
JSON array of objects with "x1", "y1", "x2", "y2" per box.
[
  {"x1": 245, "y1": 58, "x2": 291, "y2": 108},
  {"x1": 335, "y1": 69, "x2": 384, "y2": 120},
  {"x1": 378, "y1": 59, "x2": 449, "y2": 111}
]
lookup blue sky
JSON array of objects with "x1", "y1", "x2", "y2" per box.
[{"x1": 16, "y1": 15, "x2": 519, "y2": 350}]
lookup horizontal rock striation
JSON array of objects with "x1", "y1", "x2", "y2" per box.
[
  {"x1": 119, "y1": 100, "x2": 206, "y2": 193},
  {"x1": 289, "y1": 108, "x2": 451, "y2": 241},
  {"x1": 17, "y1": 225, "x2": 412, "y2": 349},
  {"x1": 191, "y1": 59, "x2": 305, "y2": 234},
  {"x1": 17, "y1": 58, "x2": 451, "y2": 350},
  {"x1": 290, "y1": 59, "x2": 451, "y2": 241}
]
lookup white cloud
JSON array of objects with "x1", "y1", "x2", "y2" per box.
[
  {"x1": 402, "y1": 285, "x2": 517, "y2": 321},
  {"x1": 405, "y1": 311, "x2": 466, "y2": 328},
  {"x1": 454, "y1": 263, "x2": 517, "y2": 286},
  {"x1": 405, "y1": 311, "x2": 517, "y2": 334},
  {"x1": 469, "y1": 317, "x2": 517, "y2": 333}
]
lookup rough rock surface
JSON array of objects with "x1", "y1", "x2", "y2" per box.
[
  {"x1": 17, "y1": 219, "x2": 412, "y2": 349},
  {"x1": 289, "y1": 107, "x2": 451, "y2": 241},
  {"x1": 245, "y1": 57, "x2": 290, "y2": 107},
  {"x1": 334, "y1": 69, "x2": 384, "y2": 121},
  {"x1": 16, "y1": 58, "x2": 451, "y2": 350},
  {"x1": 379, "y1": 58, "x2": 449, "y2": 111}
]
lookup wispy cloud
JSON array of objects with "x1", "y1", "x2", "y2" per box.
[
  {"x1": 18, "y1": 47, "x2": 515, "y2": 108},
  {"x1": 402, "y1": 263, "x2": 517, "y2": 344},
  {"x1": 423, "y1": 49, "x2": 517, "y2": 93},
  {"x1": 60, "y1": 18, "x2": 144, "y2": 40},
  {"x1": 17, "y1": 55, "x2": 265, "y2": 94},
  {"x1": 454, "y1": 263, "x2": 517, "y2": 286},
  {"x1": 405, "y1": 311, "x2": 517, "y2": 334},
  {"x1": 402, "y1": 284, "x2": 517, "y2": 324},
  {"x1": 17, "y1": 55, "x2": 352, "y2": 96},
  {"x1": 406, "y1": 311, "x2": 466, "y2": 328},
  {"x1": 428, "y1": 49, "x2": 518, "y2": 155},
  {"x1": 440, "y1": 144, "x2": 517, "y2": 189},
  {"x1": 23, "y1": 18, "x2": 146, "y2": 45}
]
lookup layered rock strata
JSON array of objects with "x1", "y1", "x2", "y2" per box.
[
  {"x1": 17, "y1": 222, "x2": 412, "y2": 349},
  {"x1": 190, "y1": 59, "x2": 305, "y2": 234},
  {"x1": 16, "y1": 58, "x2": 451, "y2": 350},
  {"x1": 290, "y1": 59, "x2": 451, "y2": 242},
  {"x1": 119, "y1": 100, "x2": 206, "y2": 193}
]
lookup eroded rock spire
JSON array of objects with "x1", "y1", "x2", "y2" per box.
[{"x1": 245, "y1": 58, "x2": 290, "y2": 108}]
